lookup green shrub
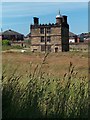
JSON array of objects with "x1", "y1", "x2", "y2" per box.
[
  {"x1": 24, "y1": 39, "x2": 31, "y2": 44},
  {"x1": 11, "y1": 45, "x2": 23, "y2": 49},
  {"x1": 2, "y1": 40, "x2": 11, "y2": 46}
]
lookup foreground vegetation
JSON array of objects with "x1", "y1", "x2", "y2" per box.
[{"x1": 2, "y1": 52, "x2": 89, "y2": 119}]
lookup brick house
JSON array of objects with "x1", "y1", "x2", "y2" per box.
[
  {"x1": 30, "y1": 12, "x2": 69, "y2": 52},
  {"x1": 2, "y1": 29, "x2": 24, "y2": 41},
  {"x1": 69, "y1": 32, "x2": 78, "y2": 43}
]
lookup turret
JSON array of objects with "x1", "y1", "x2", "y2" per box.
[{"x1": 56, "y1": 10, "x2": 62, "y2": 24}]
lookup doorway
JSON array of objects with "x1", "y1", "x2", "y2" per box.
[{"x1": 55, "y1": 47, "x2": 58, "y2": 53}]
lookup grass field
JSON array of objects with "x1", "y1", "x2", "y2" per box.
[
  {"x1": 2, "y1": 51, "x2": 88, "y2": 77},
  {"x1": 2, "y1": 50, "x2": 89, "y2": 118}
]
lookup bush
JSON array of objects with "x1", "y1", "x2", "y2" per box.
[
  {"x1": 2, "y1": 40, "x2": 11, "y2": 46},
  {"x1": 11, "y1": 45, "x2": 23, "y2": 49}
]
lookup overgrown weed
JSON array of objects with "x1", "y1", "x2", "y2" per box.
[{"x1": 2, "y1": 53, "x2": 88, "y2": 118}]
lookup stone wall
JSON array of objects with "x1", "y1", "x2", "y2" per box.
[
  {"x1": 70, "y1": 43, "x2": 88, "y2": 51},
  {"x1": 30, "y1": 24, "x2": 69, "y2": 52}
]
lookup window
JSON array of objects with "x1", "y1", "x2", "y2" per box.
[
  {"x1": 47, "y1": 27, "x2": 51, "y2": 34},
  {"x1": 41, "y1": 36, "x2": 44, "y2": 42},
  {"x1": 47, "y1": 45, "x2": 51, "y2": 52},
  {"x1": 41, "y1": 45, "x2": 45, "y2": 51},
  {"x1": 47, "y1": 36, "x2": 51, "y2": 42},
  {"x1": 33, "y1": 49, "x2": 37, "y2": 52},
  {"x1": 40, "y1": 28, "x2": 44, "y2": 34}
]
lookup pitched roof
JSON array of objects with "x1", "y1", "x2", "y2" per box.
[
  {"x1": 78, "y1": 32, "x2": 90, "y2": 37},
  {"x1": 69, "y1": 32, "x2": 77, "y2": 37},
  {"x1": 26, "y1": 33, "x2": 31, "y2": 37},
  {"x1": 2, "y1": 29, "x2": 24, "y2": 36}
]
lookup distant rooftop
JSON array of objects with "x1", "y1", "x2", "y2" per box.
[
  {"x1": 69, "y1": 32, "x2": 77, "y2": 37},
  {"x1": 2, "y1": 29, "x2": 24, "y2": 36}
]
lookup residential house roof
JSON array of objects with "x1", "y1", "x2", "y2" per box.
[
  {"x1": 26, "y1": 33, "x2": 31, "y2": 38},
  {"x1": 78, "y1": 32, "x2": 90, "y2": 37},
  {"x1": 2, "y1": 29, "x2": 24, "y2": 36},
  {"x1": 69, "y1": 32, "x2": 77, "y2": 37}
]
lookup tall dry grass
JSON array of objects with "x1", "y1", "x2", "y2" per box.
[{"x1": 2, "y1": 53, "x2": 89, "y2": 119}]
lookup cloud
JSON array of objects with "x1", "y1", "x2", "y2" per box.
[
  {"x1": 1, "y1": 1, "x2": 88, "y2": 35},
  {"x1": 2, "y1": 21, "x2": 28, "y2": 26},
  {"x1": 1, "y1": 0, "x2": 89, "y2": 2},
  {"x1": 2, "y1": 14, "x2": 32, "y2": 18},
  {"x1": 2, "y1": 2, "x2": 87, "y2": 19}
]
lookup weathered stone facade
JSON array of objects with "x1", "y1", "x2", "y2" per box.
[{"x1": 30, "y1": 13, "x2": 69, "y2": 52}]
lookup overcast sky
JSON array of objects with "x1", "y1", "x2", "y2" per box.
[{"x1": 0, "y1": 2, "x2": 88, "y2": 35}]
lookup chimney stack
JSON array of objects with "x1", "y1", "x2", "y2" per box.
[
  {"x1": 33, "y1": 17, "x2": 39, "y2": 25},
  {"x1": 62, "y1": 15, "x2": 67, "y2": 23}
]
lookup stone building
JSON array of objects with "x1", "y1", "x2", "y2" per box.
[{"x1": 30, "y1": 12, "x2": 69, "y2": 52}]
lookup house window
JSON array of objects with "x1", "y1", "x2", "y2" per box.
[
  {"x1": 47, "y1": 36, "x2": 51, "y2": 42},
  {"x1": 40, "y1": 28, "x2": 44, "y2": 34},
  {"x1": 47, "y1": 45, "x2": 51, "y2": 52},
  {"x1": 33, "y1": 49, "x2": 37, "y2": 52},
  {"x1": 41, "y1": 45, "x2": 45, "y2": 51},
  {"x1": 47, "y1": 28, "x2": 51, "y2": 34},
  {"x1": 41, "y1": 36, "x2": 44, "y2": 42}
]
